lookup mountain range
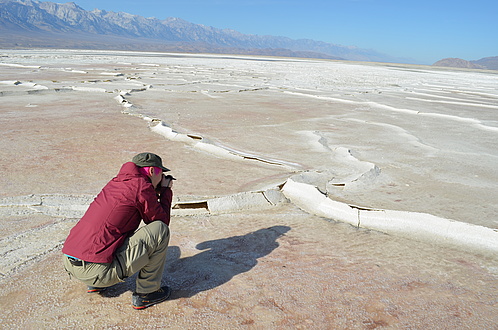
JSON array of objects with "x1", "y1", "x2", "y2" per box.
[
  {"x1": 0, "y1": 0, "x2": 496, "y2": 68},
  {"x1": 0, "y1": 0, "x2": 408, "y2": 63}
]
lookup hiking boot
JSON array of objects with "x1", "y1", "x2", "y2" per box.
[
  {"x1": 132, "y1": 286, "x2": 172, "y2": 310},
  {"x1": 87, "y1": 286, "x2": 107, "y2": 293}
]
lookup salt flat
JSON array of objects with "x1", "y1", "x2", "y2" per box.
[
  {"x1": 4, "y1": 49, "x2": 497, "y2": 227},
  {"x1": 125, "y1": 54, "x2": 498, "y2": 228},
  {"x1": 0, "y1": 49, "x2": 497, "y2": 328}
]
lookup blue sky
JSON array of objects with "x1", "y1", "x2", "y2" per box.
[{"x1": 70, "y1": 0, "x2": 497, "y2": 64}]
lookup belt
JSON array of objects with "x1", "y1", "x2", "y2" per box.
[{"x1": 66, "y1": 255, "x2": 86, "y2": 267}]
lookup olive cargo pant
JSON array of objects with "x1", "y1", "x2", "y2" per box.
[{"x1": 63, "y1": 221, "x2": 170, "y2": 294}]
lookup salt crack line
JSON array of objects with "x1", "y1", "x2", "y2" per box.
[
  {"x1": 281, "y1": 90, "x2": 498, "y2": 133},
  {"x1": 327, "y1": 147, "x2": 380, "y2": 186},
  {"x1": 407, "y1": 91, "x2": 498, "y2": 107},
  {"x1": 0, "y1": 80, "x2": 114, "y2": 94},
  {"x1": 297, "y1": 130, "x2": 382, "y2": 187},
  {"x1": 345, "y1": 118, "x2": 439, "y2": 153},
  {"x1": 70, "y1": 86, "x2": 108, "y2": 93},
  {"x1": 0, "y1": 194, "x2": 95, "y2": 218},
  {"x1": 0, "y1": 219, "x2": 76, "y2": 278},
  {"x1": 114, "y1": 92, "x2": 302, "y2": 170},
  {"x1": 149, "y1": 120, "x2": 302, "y2": 170},
  {"x1": 100, "y1": 72, "x2": 124, "y2": 76},
  {"x1": 0, "y1": 189, "x2": 286, "y2": 220},
  {"x1": 281, "y1": 178, "x2": 498, "y2": 256},
  {"x1": 115, "y1": 87, "x2": 152, "y2": 108},
  {"x1": 0, "y1": 63, "x2": 41, "y2": 69},
  {"x1": 115, "y1": 94, "x2": 135, "y2": 108},
  {"x1": 0, "y1": 80, "x2": 48, "y2": 89}
]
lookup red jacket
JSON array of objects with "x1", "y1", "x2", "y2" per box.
[{"x1": 62, "y1": 162, "x2": 172, "y2": 263}]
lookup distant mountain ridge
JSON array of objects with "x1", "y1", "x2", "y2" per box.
[
  {"x1": 472, "y1": 56, "x2": 498, "y2": 70},
  {"x1": 432, "y1": 58, "x2": 485, "y2": 70},
  {"x1": 432, "y1": 57, "x2": 498, "y2": 71},
  {"x1": 0, "y1": 0, "x2": 404, "y2": 62}
]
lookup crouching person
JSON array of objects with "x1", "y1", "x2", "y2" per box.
[{"x1": 62, "y1": 152, "x2": 175, "y2": 310}]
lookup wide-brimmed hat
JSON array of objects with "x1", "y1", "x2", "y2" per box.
[{"x1": 132, "y1": 152, "x2": 170, "y2": 172}]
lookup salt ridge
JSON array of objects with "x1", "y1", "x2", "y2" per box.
[{"x1": 281, "y1": 90, "x2": 498, "y2": 133}]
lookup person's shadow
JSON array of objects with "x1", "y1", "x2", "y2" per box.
[
  {"x1": 103, "y1": 225, "x2": 290, "y2": 299},
  {"x1": 164, "y1": 225, "x2": 290, "y2": 299}
]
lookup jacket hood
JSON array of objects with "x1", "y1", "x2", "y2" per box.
[{"x1": 116, "y1": 162, "x2": 148, "y2": 181}]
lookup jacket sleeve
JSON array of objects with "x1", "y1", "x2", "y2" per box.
[{"x1": 138, "y1": 183, "x2": 173, "y2": 226}]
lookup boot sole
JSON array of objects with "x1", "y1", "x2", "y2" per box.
[{"x1": 132, "y1": 287, "x2": 171, "y2": 310}]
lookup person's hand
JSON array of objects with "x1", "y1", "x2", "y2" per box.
[{"x1": 161, "y1": 174, "x2": 175, "y2": 188}]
